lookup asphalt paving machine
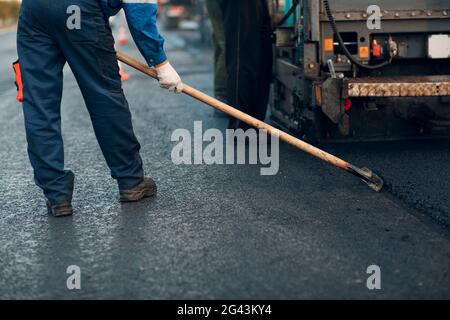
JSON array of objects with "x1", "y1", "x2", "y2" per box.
[{"x1": 269, "y1": 0, "x2": 450, "y2": 141}]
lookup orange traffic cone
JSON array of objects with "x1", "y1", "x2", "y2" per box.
[
  {"x1": 118, "y1": 25, "x2": 129, "y2": 46},
  {"x1": 118, "y1": 61, "x2": 131, "y2": 81},
  {"x1": 119, "y1": 68, "x2": 131, "y2": 81}
]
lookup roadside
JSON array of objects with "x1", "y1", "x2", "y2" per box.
[
  {"x1": 0, "y1": 24, "x2": 16, "y2": 32},
  {"x1": 0, "y1": 0, "x2": 19, "y2": 31}
]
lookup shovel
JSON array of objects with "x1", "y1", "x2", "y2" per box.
[{"x1": 116, "y1": 51, "x2": 384, "y2": 192}]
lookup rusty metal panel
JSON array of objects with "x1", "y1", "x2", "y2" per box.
[
  {"x1": 321, "y1": 78, "x2": 344, "y2": 123},
  {"x1": 309, "y1": 0, "x2": 321, "y2": 41},
  {"x1": 275, "y1": 59, "x2": 302, "y2": 91},
  {"x1": 344, "y1": 76, "x2": 450, "y2": 97},
  {"x1": 323, "y1": 0, "x2": 449, "y2": 12},
  {"x1": 320, "y1": 10, "x2": 450, "y2": 21},
  {"x1": 275, "y1": 27, "x2": 296, "y2": 47}
]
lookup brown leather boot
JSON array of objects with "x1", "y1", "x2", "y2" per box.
[
  {"x1": 119, "y1": 178, "x2": 157, "y2": 202},
  {"x1": 46, "y1": 200, "x2": 73, "y2": 217}
]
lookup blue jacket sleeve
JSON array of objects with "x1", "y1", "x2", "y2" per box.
[{"x1": 104, "y1": 0, "x2": 168, "y2": 66}]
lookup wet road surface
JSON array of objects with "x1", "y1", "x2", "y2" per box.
[{"x1": 0, "y1": 26, "x2": 449, "y2": 299}]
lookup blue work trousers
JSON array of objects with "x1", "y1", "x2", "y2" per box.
[{"x1": 17, "y1": 0, "x2": 144, "y2": 204}]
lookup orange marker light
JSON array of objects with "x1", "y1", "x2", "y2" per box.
[
  {"x1": 371, "y1": 40, "x2": 382, "y2": 58},
  {"x1": 324, "y1": 38, "x2": 334, "y2": 52},
  {"x1": 359, "y1": 46, "x2": 370, "y2": 59},
  {"x1": 314, "y1": 84, "x2": 322, "y2": 106}
]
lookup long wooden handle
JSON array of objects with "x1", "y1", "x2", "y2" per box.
[{"x1": 116, "y1": 51, "x2": 350, "y2": 171}]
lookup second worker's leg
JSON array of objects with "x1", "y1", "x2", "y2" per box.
[
  {"x1": 206, "y1": 0, "x2": 228, "y2": 101},
  {"x1": 253, "y1": 0, "x2": 273, "y2": 121},
  {"x1": 221, "y1": 0, "x2": 263, "y2": 128}
]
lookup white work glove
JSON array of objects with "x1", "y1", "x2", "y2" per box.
[{"x1": 155, "y1": 62, "x2": 183, "y2": 93}]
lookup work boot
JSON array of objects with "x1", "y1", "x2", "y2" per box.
[
  {"x1": 46, "y1": 200, "x2": 73, "y2": 218},
  {"x1": 119, "y1": 178, "x2": 157, "y2": 202}
]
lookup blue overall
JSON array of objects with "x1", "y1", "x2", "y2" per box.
[{"x1": 17, "y1": 0, "x2": 165, "y2": 205}]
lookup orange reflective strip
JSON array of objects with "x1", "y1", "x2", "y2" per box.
[{"x1": 13, "y1": 62, "x2": 23, "y2": 103}]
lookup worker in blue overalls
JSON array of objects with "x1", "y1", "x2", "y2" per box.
[{"x1": 16, "y1": 0, "x2": 183, "y2": 217}]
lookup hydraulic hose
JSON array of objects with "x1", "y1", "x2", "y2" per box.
[{"x1": 323, "y1": 0, "x2": 391, "y2": 70}]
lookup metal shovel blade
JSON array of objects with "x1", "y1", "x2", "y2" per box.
[{"x1": 348, "y1": 165, "x2": 384, "y2": 192}]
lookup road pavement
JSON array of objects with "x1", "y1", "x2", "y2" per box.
[{"x1": 0, "y1": 26, "x2": 449, "y2": 299}]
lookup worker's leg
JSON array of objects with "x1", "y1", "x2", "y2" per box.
[
  {"x1": 253, "y1": 0, "x2": 273, "y2": 120},
  {"x1": 53, "y1": 1, "x2": 144, "y2": 190},
  {"x1": 220, "y1": 0, "x2": 264, "y2": 123},
  {"x1": 205, "y1": 0, "x2": 227, "y2": 100},
  {"x1": 17, "y1": 0, "x2": 73, "y2": 205}
]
